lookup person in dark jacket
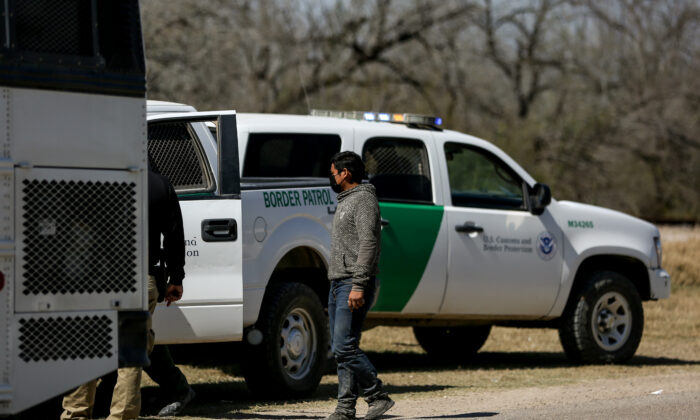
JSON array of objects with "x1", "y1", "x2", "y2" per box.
[
  {"x1": 143, "y1": 168, "x2": 195, "y2": 417},
  {"x1": 148, "y1": 168, "x2": 185, "y2": 305},
  {"x1": 326, "y1": 151, "x2": 394, "y2": 420},
  {"x1": 61, "y1": 168, "x2": 191, "y2": 420}
]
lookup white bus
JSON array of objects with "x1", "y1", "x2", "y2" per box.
[{"x1": 0, "y1": 1, "x2": 149, "y2": 414}]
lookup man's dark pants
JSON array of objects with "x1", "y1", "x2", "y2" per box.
[
  {"x1": 328, "y1": 278, "x2": 384, "y2": 417},
  {"x1": 145, "y1": 345, "x2": 190, "y2": 401}
]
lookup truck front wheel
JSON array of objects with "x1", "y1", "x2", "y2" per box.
[
  {"x1": 413, "y1": 325, "x2": 491, "y2": 360},
  {"x1": 558, "y1": 271, "x2": 644, "y2": 364},
  {"x1": 242, "y1": 282, "x2": 329, "y2": 398}
]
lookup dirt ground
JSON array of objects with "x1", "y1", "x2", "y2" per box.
[
  {"x1": 151, "y1": 288, "x2": 699, "y2": 419},
  {"x1": 201, "y1": 372, "x2": 700, "y2": 419},
  {"x1": 131, "y1": 225, "x2": 700, "y2": 419}
]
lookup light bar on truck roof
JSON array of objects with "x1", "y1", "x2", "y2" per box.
[{"x1": 311, "y1": 109, "x2": 443, "y2": 128}]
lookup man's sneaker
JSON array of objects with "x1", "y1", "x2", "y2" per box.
[
  {"x1": 157, "y1": 386, "x2": 195, "y2": 417},
  {"x1": 364, "y1": 396, "x2": 394, "y2": 420},
  {"x1": 326, "y1": 411, "x2": 354, "y2": 420}
]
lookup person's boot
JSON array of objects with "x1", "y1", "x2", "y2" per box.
[
  {"x1": 325, "y1": 410, "x2": 354, "y2": 420},
  {"x1": 157, "y1": 386, "x2": 195, "y2": 417},
  {"x1": 365, "y1": 395, "x2": 394, "y2": 420}
]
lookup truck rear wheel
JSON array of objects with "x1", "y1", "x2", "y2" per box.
[
  {"x1": 242, "y1": 282, "x2": 329, "y2": 398},
  {"x1": 413, "y1": 325, "x2": 491, "y2": 359},
  {"x1": 558, "y1": 271, "x2": 644, "y2": 364}
]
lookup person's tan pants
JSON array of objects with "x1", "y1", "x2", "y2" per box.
[{"x1": 61, "y1": 276, "x2": 158, "y2": 420}]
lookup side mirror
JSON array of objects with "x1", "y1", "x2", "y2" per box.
[{"x1": 529, "y1": 183, "x2": 551, "y2": 215}]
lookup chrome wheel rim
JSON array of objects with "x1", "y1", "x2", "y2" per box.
[
  {"x1": 280, "y1": 307, "x2": 317, "y2": 380},
  {"x1": 591, "y1": 291, "x2": 632, "y2": 352}
]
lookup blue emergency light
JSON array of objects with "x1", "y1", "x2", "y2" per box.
[{"x1": 311, "y1": 109, "x2": 443, "y2": 129}]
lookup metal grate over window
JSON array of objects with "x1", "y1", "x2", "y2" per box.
[
  {"x1": 363, "y1": 137, "x2": 433, "y2": 203},
  {"x1": 148, "y1": 123, "x2": 210, "y2": 191},
  {"x1": 14, "y1": 0, "x2": 96, "y2": 57},
  {"x1": 21, "y1": 179, "x2": 138, "y2": 295},
  {"x1": 364, "y1": 139, "x2": 430, "y2": 178},
  {"x1": 18, "y1": 315, "x2": 113, "y2": 362}
]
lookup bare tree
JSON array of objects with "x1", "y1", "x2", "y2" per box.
[
  {"x1": 140, "y1": 0, "x2": 700, "y2": 221},
  {"x1": 473, "y1": 0, "x2": 569, "y2": 118}
]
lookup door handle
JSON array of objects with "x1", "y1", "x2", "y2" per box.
[
  {"x1": 202, "y1": 218, "x2": 237, "y2": 242},
  {"x1": 380, "y1": 218, "x2": 390, "y2": 227},
  {"x1": 455, "y1": 222, "x2": 484, "y2": 234}
]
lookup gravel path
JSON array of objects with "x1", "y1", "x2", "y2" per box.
[{"x1": 238, "y1": 371, "x2": 700, "y2": 419}]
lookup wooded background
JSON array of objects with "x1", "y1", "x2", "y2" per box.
[{"x1": 141, "y1": 0, "x2": 700, "y2": 221}]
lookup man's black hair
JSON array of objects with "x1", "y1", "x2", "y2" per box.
[{"x1": 330, "y1": 151, "x2": 366, "y2": 182}]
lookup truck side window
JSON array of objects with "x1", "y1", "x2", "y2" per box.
[
  {"x1": 444, "y1": 142, "x2": 526, "y2": 210},
  {"x1": 243, "y1": 133, "x2": 341, "y2": 177},
  {"x1": 147, "y1": 122, "x2": 214, "y2": 192},
  {"x1": 363, "y1": 137, "x2": 433, "y2": 204}
]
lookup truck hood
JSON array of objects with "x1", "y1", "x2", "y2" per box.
[
  {"x1": 552, "y1": 200, "x2": 657, "y2": 234},
  {"x1": 549, "y1": 199, "x2": 660, "y2": 267}
]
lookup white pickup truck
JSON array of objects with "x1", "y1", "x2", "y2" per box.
[{"x1": 146, "y1": 101, "x2": 670, "y2": 397}]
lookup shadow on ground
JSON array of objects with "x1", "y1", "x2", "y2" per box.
[
  {"x1": 415, "y1": 414, "x2": 499, "y2": 419},
  {"x1": 141, "y1": 382, "x2": 454, "y2": 418},
  {"x1": 150, "y1": 347, "x2": 700, "y2": 419},
  {"x1": 181, "y1": 411, "x2": 500, "y2": 419},
  {"x1": 11, "y1": 344, "x2": 699, "y2": 420}
]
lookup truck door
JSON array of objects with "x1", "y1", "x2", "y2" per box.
[
  {"x1": 357, "y1": 131, "x2": 448, "y2": 314},
  {"x1": 438, "y1": 140, "x2": 562, "y2": 316},
  {"x1": 146, "y1": 112, "x2": 243, "y2": 343}
]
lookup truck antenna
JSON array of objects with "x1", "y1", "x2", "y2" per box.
[{"x1": 298, "y1": 65, "x2": 312, "y2": 114}]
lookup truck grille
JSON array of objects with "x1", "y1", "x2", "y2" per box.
[
  {"x1": 148, "y1": 122, "x2": 210, "y2": 191},
  {"x1": 20, "y1": 179, "x2": 137, "y2": 295},
  {"x1": 18, "y1": 315, "x2": 113, "y2": 362}
]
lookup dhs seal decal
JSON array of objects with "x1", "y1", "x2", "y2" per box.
[{"x1": 537, "y1": 231, "x2": 557, "y2": 260}]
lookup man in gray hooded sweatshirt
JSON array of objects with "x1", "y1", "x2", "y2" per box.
[{"x1": 326, "y1": 151, "x2": 394, "y2": 420}]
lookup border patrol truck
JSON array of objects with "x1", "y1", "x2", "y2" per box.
[
  {"x1": 0, "y1": 1, "x2": 149, "y2": 414},
  {"x1": 147, "y1": 104, "x2": 671, "y2": 397}
]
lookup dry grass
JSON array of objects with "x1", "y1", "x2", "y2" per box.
[
  {"x1": 659, "y1": 224, "x2": 700, "y2": 243},
  {"x1": 660, "y1": 225, "x2": 700, "y2": 287}
]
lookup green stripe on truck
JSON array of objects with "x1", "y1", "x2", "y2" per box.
[{"x1": 371, "y1": 202, "x2": 444, "y2": 312}]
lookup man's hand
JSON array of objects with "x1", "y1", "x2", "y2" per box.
[
  {"x1": 348, "y1": 290, "x2": 365, "y2": 311},
  {"x1": 165, "y1": 284, "x2": 183, "y2": 306}
]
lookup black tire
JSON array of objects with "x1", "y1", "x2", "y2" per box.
[
  {"x1": 558, "y1": 271, "x2": 644, "y2": 364},
  {"x1": 413, "y1": 325, "x2": 491, "y2": 359},
  {"x1": 242, "y1": 282, "x2": 329, "y2": 398}
]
